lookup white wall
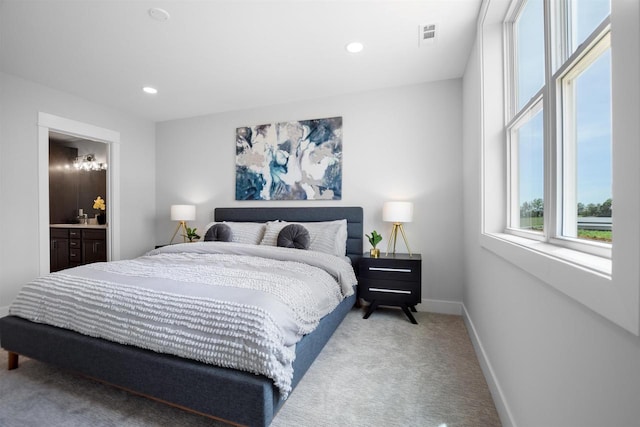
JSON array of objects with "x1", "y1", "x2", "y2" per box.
[
  {"x1": 0, "y1": 72, "x2": 156, "y2": 314},
  {"x1": 155, "y1": 80, "x2": 464, "y2": 311},
  {"x1": 462, "y1": 1, "x2": 640, "y2": 426}
]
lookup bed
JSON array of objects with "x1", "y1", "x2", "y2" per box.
[{"x1": 0, "y1": 206, "x2": 363, "y2": 427}]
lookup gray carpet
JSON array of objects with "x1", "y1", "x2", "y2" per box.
[{"x1": 0, "y1": 308, "x2": 500, "y2": 427}]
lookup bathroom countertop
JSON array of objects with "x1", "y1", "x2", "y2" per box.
[{"x1": 50, "y1": 224, "x2": 108, "y2": 229}]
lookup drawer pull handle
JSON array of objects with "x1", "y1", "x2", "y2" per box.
[
  {"x1": 368, "y1": 267, "x2": 412, "y2": 273},
  {"x1": 369, "y1": 287, "x2": 412, "y2": 295}
]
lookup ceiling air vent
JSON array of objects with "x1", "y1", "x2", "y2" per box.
[{"x1": 419, "y1": 23, "x2": 437, "y2": 46}]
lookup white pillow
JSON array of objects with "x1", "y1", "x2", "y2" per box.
[
  {"x1": 259, "y1": 221, "x2": 287, "y2": 247},
  {"x1": 260, "y1": 219, "x2": 348, "y2": 257},
  {"x1": 202, "y1": 222, "x2": 266, "y2": 245}
]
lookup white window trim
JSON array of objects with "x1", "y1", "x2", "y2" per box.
[{"x1": 479, "y1": 0, "x2": 640, "y2": 335}]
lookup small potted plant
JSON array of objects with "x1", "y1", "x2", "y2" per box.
[
  {"x1": 366, "y1": 230, "x2": 382, "y2": 258},
  {"x1": 93, "y1": 196, "x2": 106, "y2": 225},
  {"x1": 183, "y1": 227, "x2": 201, "y2": 242}
]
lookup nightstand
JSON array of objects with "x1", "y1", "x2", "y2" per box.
[{"x1": 359, "y1": 253, "x2": 422, "y2": 324}]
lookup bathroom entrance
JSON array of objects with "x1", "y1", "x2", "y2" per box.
[
  {"x1": 38, "y1": 112, "x2": 121, "y2": 275},
  {"x1": 48, "y1": 132, "x2": 109, "y2": 271}
]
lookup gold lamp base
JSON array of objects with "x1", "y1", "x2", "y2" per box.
[
  {"x1": 169, "y1": 221, "x2": 189, "y2": 244},
  {"x1": 386, "y1": 222, "x2": 412, "y2": 257}
]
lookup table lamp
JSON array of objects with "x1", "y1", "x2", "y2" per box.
[
  {"x1": 169, "y1": 204, "x2": 196, "y2": 244},
  {"x1": 383, "y1": 201, "x2": 413, "y2": 256}
]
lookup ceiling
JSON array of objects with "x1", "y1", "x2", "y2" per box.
[{"x1": 0, "y1": 0, "x2": 481, "y2": 122}]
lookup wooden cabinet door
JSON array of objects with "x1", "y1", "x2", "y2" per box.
[
  {"x1": 50, "y1": 237, "x2": 69, "y2": 272},
  {"x1": 82, "y1": 229, "x2": 107, "y2": 264},
  {"x1": 83, "y1": 239, "x2": 106, "y2": 264}
]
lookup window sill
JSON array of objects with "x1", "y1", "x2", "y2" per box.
[
  {"x1": 479, "y1": 232, "x2": 639, "y2": 335},
  {"x1": 482, "y1": 232, "x2": 611, "y2": 277}
]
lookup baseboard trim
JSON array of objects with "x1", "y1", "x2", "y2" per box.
[
  {"x1": 462, "y1": 304, "x2": 517, "y2": 427},
  {"x1": 418, "y1": 298, "x2": 463, "y2": 315}
]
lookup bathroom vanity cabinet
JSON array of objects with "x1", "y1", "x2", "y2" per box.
[{"x1": 50, "y1": 226, "x2": 107, "y2": 272}]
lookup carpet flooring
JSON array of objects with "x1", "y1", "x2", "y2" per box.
[{"x1": 0, "y1": 307, "x2": 501, "y2": 427}]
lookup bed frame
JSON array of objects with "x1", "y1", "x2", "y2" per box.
[{"x1": 0, "y1": 206, "x2": 363, "y2": 427}]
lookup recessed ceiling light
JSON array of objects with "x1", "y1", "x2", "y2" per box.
[
  {"x1": 148, "y1": 8, "x2": 170, "y2": 22},
  {"x1": 345, "y1": 42, "x2": 364, "y2": 54},
  {"x1": 143, "y1": 86, "x2": 158, "y2": 94}
]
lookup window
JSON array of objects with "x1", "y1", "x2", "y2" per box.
[
  {"x1": 506, "y1": 0, "x2": 611, "y2": 255},
  {"x1": 480, "y1": 0, "x2": 640, "y2": 335},
  {"x1": 569, "y1": 0, "x2": 611, "y2": 54},
  {"x1": 515, "y1": 0, "x2": 544, "y2": 110},
  {"x1": 561, "y1": 37, "x2": 612, "y2": 244},
  {"x1": 509, "y1": 103, "x2": 544, "y2": 233}
]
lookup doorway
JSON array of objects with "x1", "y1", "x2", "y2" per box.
[{"x1": 38, "y1": 113, "x2": 121, "y2": 275}]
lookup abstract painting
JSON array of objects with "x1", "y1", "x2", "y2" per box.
[{"x1": 236, "y1": 116, "x2": 342, "y2": 200}]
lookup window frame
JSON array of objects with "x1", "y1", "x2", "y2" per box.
[
  {"x1": 505, "y1": 0, "x2": 612, "y2": 258},
  {"x1": 478, "y1": 0, "x2": 640, "y2": 336}
]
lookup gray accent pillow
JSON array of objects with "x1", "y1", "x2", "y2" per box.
[
  {"x1": 204, "y1": 223, "x2": 233, "y2": 242},
  {"x1": 277, "y1": 224, "x2": 310, "y2": 250}
]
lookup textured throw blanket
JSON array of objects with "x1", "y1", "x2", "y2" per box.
[{"x1": 9, "y1": 242, "x2": 357, "y2": 397}]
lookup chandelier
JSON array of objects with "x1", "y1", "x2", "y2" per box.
[{"x1": 73, "y1": 154, "x2": 107, "y2": 171}]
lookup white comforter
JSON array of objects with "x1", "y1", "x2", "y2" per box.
[{"x1": 9, "y1": 242, "x2": 357, "y2": 397}]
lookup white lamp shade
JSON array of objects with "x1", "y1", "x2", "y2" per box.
[
  {"x1": 383, "y1": 201, "x2": 413, "y2": 223},
  {"x1": 170, "y1": 204, "x2": 196, "y2": 221}
]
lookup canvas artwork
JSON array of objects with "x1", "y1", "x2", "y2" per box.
[{"x1": 236, "y1": 116, "x2": 342, "y2": 200}]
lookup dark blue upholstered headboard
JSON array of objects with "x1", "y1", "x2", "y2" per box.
[{"x1": 214, "y1": 207, "x2": 363, "y2": 267}]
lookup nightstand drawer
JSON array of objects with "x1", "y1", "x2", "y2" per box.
[
  {"x1": 359, "y1": 278, "x2": 420, "y2": 305},
  {"x1": 69, "y1": 239, "x2": 81, "y2": 249},
  {"x1": 359, "y1": 260, "x2": 420, "y2": 282}
]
